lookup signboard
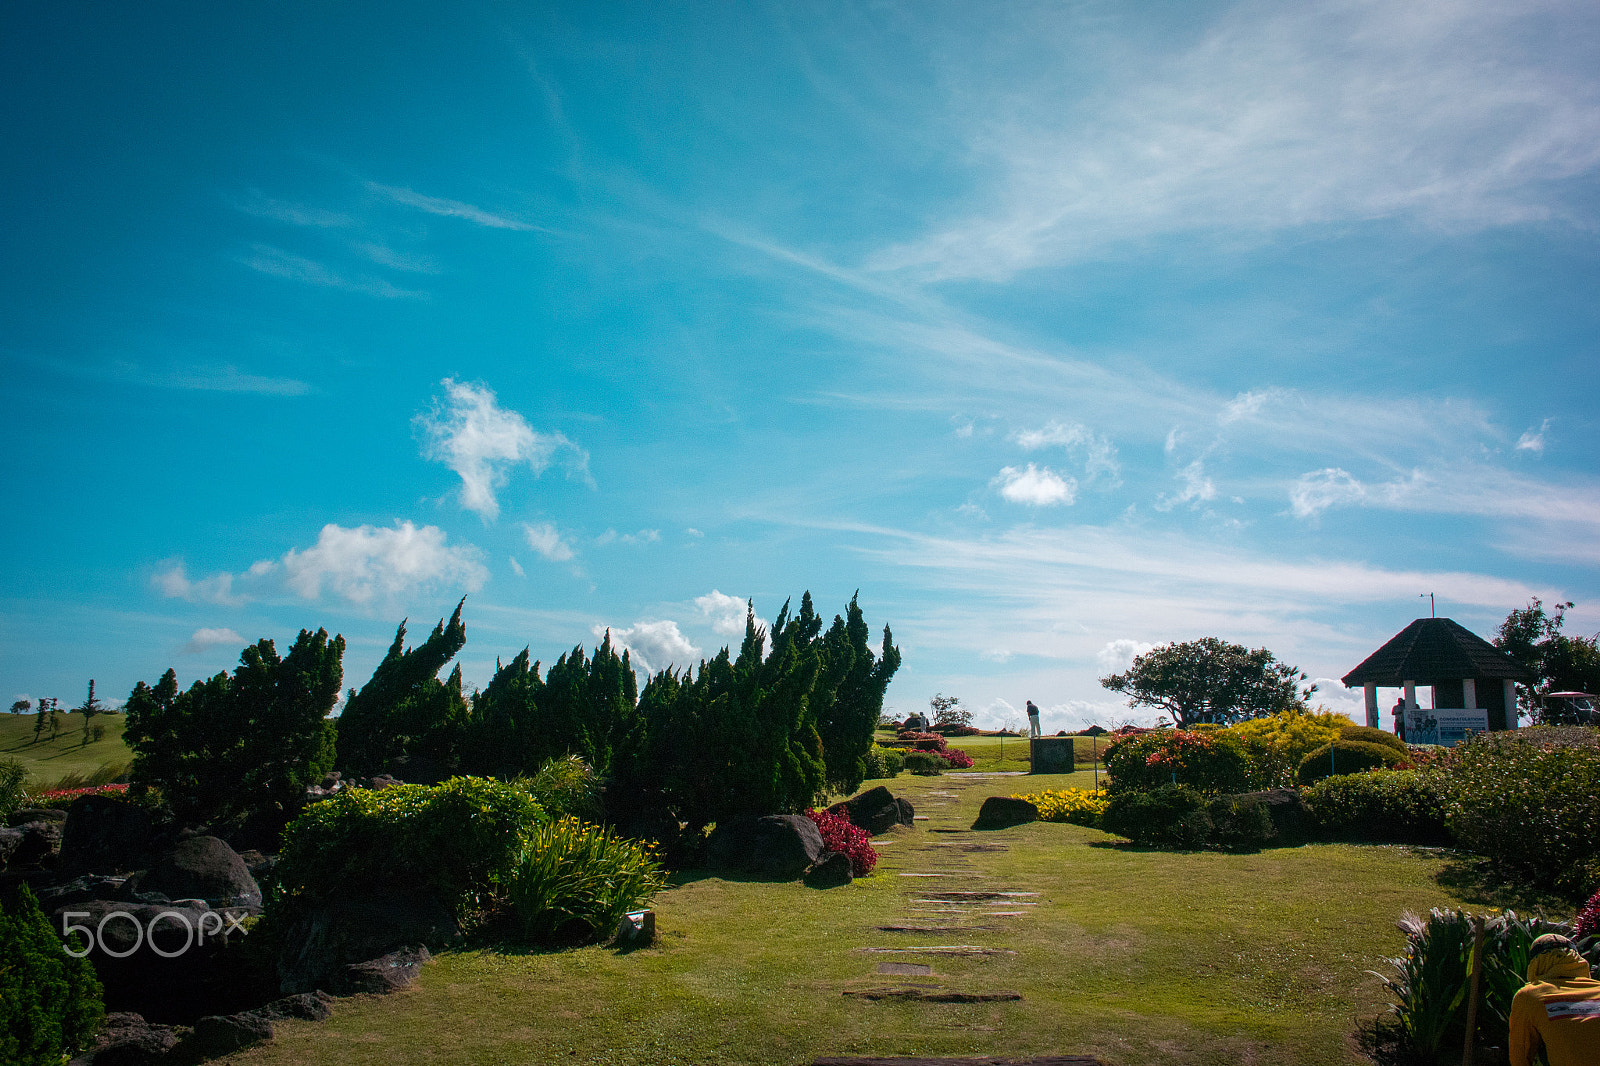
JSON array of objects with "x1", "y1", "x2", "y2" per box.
[{"x1": 1405, "y1": 706, "x2": 1489, "y2": 746}]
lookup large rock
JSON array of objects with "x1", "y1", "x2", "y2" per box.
[
  {"x1": 249, "y1": 991, "x2": 335, "y2": 1023},
  {"x1": 706, "y1": 815, "x2": 825, "y2": 880},
  {"x1": 8, "y1": 806, "x2": 68, "y2": 827},
  {"x1": 1231, "y1": 789, "x2": 1309, "y2": 847},
  {"x1": 10, "y1": 818, "x2": 63, "y2": 867},
  {"x1": 330, "y1": 946, "x2": 431, "y2": 995},
  {"x1": 276, "y1": 890, "x2": 460, "y2": 994},
  {"x1": 38, "y1": 874, "x2": 129, "y2": 911},
  {"x1": 186, "y1": 1013, "x2": 274, "y2": 1057},
  {"x1": 59, "y1": 795, "x2": 159, "y2": 877},
  {"x1": 972, "y1": 796, "x2": 1039, "y2": 830},
  {"x1": 0, "y1": 826, "x2": 21, "y2": 867},
  {"x1": 828, "y1": 786, "x2": 914, "y2": 835},
  {"x1": 803, "y1": 850, "x2": 854, "y2": 888},
  {"x1": 131, "y1": 836, "x2": 262, "y2": 908},
  {"x1": 69, "y1": 1012, "x2": 186, "y2": 1066}
]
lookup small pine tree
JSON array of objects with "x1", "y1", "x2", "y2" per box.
[
  {"x1": 0, "y1": 885, "x2": 104, "y2": 1065},
  {"x1": 76, "y1": 680, "x2": 105, "y2": 746}
]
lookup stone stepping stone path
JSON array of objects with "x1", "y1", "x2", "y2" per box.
[{"x1": 839, "y1": 777, "x2": 1044, "y2": 1011}]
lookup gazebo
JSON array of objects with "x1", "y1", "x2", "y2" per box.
[{"x1": 1341, "y1": 617, "x2": 1532, "y2": 741}]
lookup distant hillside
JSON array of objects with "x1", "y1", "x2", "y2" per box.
[{"x1": 0, "y1": 710, "x2": 133, "y2": 790}]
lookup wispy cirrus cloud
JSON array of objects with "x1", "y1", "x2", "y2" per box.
[
  {"x1": 523, "y1": 522, "x2": 576, "y2": 562},
  {"x1": 239, "y1": 244, "x2": 427, "y2": 299},
  {"x1": 416, "y1": 378, "x2": 590, "y2": 522},
  {"x1": 367, "y1": 182, "x2": 545, "y2": 231}
]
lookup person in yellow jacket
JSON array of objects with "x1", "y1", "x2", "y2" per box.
[{"x1": 1510, "y1": 933, "x2": 1600, "y2": 1066}]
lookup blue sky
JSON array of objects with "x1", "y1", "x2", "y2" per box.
[{"x1": 5, "y1": 0, "x2": 1599, "y2": 730}]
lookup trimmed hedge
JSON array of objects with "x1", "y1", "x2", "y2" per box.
[
  {"x1": 1297, "y1": 740, "x2": 1407, "y2": 784},
  {"x1": 1301, "y1": 769, "x2": 1448, "y2": 844},
  {"x1": 862, "y1": 745, "x2": 904, "y2": 779},
  {"x1": 1338, "y1": 724, "x2": 1409, "y2": 756},
  {"x1": 903, "y1": 751, "x2": 945, "y2": 775},
  {"x1": 0, "y1": 885, "x2": 103, "y2": 1066}
]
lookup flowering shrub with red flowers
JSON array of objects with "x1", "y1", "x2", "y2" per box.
[
  {"x1": 1102, "y1": 729, "x2": 1253, "y2": 794},
  {"x1": 1578, "y1": 889, "x2": 1600, "y2": 939},
  {"x1": 940, "y1": 748, "x2": 975, "y2": 769},
  {"x1": 896, "y1": 731, "x2": 947, "y2": 752},
  {"x1": 805, "y1": 808, "x2": 878, "y2": 876},
  {"x1": 41, "y1": 782, "x2": 128, "y2": 801}
]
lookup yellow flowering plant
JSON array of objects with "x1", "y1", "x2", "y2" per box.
[{"x1": 1012, "y1": 787, "x2": 1109, "y2": 827}]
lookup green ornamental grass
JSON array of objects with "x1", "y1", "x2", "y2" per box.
[{"x1": 508, "y1": 816, "x2": 667, "y2": 943}]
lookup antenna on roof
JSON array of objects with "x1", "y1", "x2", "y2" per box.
[{"x1": 1420, "y1": 592, "x2": 1435, "y2": 617}]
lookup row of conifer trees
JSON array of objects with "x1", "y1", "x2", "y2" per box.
[{"x1": 124, "y1": 593, "x2": 899, "y2": 839}]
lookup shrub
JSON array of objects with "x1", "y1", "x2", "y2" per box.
[
  {"x1": 1100, "y1": 784, "x2": 1211, "y2": 847},
  {"x1": 0, "y1": 759, "x2": 26, "y2": 820},
  {"x1": 897, "y1": 731, "x2": 947, "y2": 751},
  {"x1": 1015, "y1": 787, "x2": 1108, "y2": 827},
  {"x1": 903, "y1": 751, "x2": 945, "y2": 775},
  {"x1": 1375, "y1": 908, "x2": 1600, "y2": 1060},
  {"x1": 862, "y1": 745, "x2": 904, "y2": 779},
  {"x1": 1223, "y1": 709, "x2": 1346, "y2": 789},
  {"x1": 805, "y1": 808, "x2": 878, "y2": 876},
  {"x1": 1203, "y1": 794, "x2": 1275, "y2": 852},
  {"x1": 1102, "y1": 729, "x2": 1254, "y2": 794},
  {"x1": 1339, "y1": 723, "x2": 1410, "y2": 756},
  {"x1": 507, "y1": 816, "x2": 667, "y2": 943},
  {"x1": 275, "y1": 776, "x2": 545, "y2": 916},
  {"x1": 1578, "y1": 889, "x2": 1600, "y2": 939},
  {"x1": 1439, "y1": 733, "x2": 1600, "y2": 897},
  {"x1": 1301, "y1": 769, "x2": 1449, "y2": 844},
  {"x1": 940, "y1": 747, "x2": 975, "y2": 769},
  {"x1": 0, "y1": 885, "x2": 103, "y2": 1066},
  {"x1": 935, "y1": 725, "x2": 982, "y2": 736},
  {"x1": 517, "y1": 754, "x2": 601, "y2": 821},
  {"x1": 1296, "y1": 740, "x2": 1407, "y2": 784}
]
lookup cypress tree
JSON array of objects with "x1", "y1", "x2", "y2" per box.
[{"x1": 336, "y1": 599, "x2": 467, "y2": 777}]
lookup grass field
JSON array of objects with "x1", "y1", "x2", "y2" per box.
[
  {"x1": 883, "y1": 730, "x2": 1110, "y2": 776},
  {"x1": 221, "y1": 768, "x2": 1532, "y2": 1066},
  {"x1": 0, "y1": 710, "x2": 132, "y2": 790}
]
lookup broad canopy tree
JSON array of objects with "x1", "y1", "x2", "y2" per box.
[
  {"x1": 1495, "y1": 598, "x2": 1600, "y2": 720},
  {"x1": 1100, "y1": 637, "x2": 1313, "y2": 728}
]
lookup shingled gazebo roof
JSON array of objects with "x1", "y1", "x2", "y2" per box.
[{"x1": 1341, "y1": 617, "x2": 1533, "y2": 688}]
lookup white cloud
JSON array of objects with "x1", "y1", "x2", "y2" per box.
[
  {"x1": 1096, "y1": 639, "x2": 1155, "y2": 674},
  {"x1": 596, "y1": 620, "x2": 701, "y2": 677},
  {"x1": 993, "y1": 463, "x2": 1077, "y2": 506},
  {"x1": 1516, "y1": 418, "x2": 1552, "y2": 454},
  {"x1": 239, "y1": 244, "x2": 427, "y2": 299},
  {"x1": 151, "y1": 561, "x2": 247, "y2": 607},
  {"x1": 1219, "y1": 389, "x2": 1288, "y2": 425},
  {"x1": 416, "y1": 378, "x2": 589, "y2": 521},
  {"x1": 281, "y1": 522, "x2": 487, "y2": 605},
  {"x1": 1012, "y1": 420, "x2": 1120, "y2": 483},
  {"x1": 182, "y1": 627, "x2": 244, "y2": 655},
  {"x1": 596, "y1": 528, "x2": 661, "y2": 546},
  {"x1": 1290, "y1": 467, "x2": 1368, "y2": 519},
  {"x1": 1155, "y1": 459, "x2": 1216, "y2": 511},
  {"x1": 1309, "y1": 678, "x2": 1367, "y2": 726},
  {"x1": 869, "y1": 0, "x2": 1600, "y2": 281},
  {"x1": 509, "y1": 556, "x2": 526, "y2": 578},
  {"x1": 696, "y1": 589, "x2": 750, "y2": 635},
  {"x1": 523, "y1": 522, "x2": 576, "y2": 562},
  {"x1": 366, "y1": 182, "x2": 543, "y2": 231}
]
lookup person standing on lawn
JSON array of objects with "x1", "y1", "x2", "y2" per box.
[
  {"x1": 1510, "y1": 933, "x2": 1600, "y2": 1066},
  {"x1": 1026, "y1": 700, "x2": 1041, "y2": 738}
]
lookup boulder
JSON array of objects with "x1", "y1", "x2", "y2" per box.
[
  {"x1": 8, "y1": 806, "x2": 68, "y2": 827},
  {"x1": 69, "y1": 1012, "x2": 186, "y2": 1066},
  {"x1": 9, "y1": 819, "x2": 64, "y2": 867},
  {"x1": 972, "y1": 796, "x2": 1039, "y2": 830},
  {"x1": 276, "y1": 890, "x2": 460, "y2": 994},
  {"x1": 133, "y1": 836, "x2": 262, "y2": 908},
  {"x1": 706, "y1": 815, "x2": 825, "y2": 880},
  {"x1": 0, "y1": 826, "x2": 20, "y2": 867},
  {"x1": 803, "y1": 850, "x2": 854, "y2": 888},
  {"x1": 249, "y1": 991, "x2": 335, "y2": 1023},
  {"x1": 59, "y1": 795, "x2": 159, "y2": 877},
  {"x1": 38, "y1": 874, "x2": 129, "y2": 911},
  {"x1": 330, "y1": 946, "x2": 430, "y2": 995},
  {"x1": 186, "y1": 1013, "x2": 274, "y2": 1057},
  {"x1": 1231, "y1": 788, "x2": 1309, "y2": 847},
  {"x1": 828, "y1": 786, "x2": 915, "y2": 835}
]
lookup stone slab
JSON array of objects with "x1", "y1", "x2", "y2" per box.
[{"x1": 876, "y1": 962, "x2": 933, "y2": 975}]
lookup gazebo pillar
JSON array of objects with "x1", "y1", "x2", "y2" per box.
[
  {"x1": 1404, "y1": 680, "x2": 1416, "y2": 712},
  {"x1": 1463, "y1": 678, "x2": 1477, "y2": 709},
  {"x1": 1363, "y1": 683, "x2": 1378, "y2": 728},
  {"x1": 1504, "y1": 679, "x2": 1517, "y2": 725}
]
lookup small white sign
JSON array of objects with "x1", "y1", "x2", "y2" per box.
[{"x1": 1405, "y1": 706, "x2": 1489, "y2": 746}]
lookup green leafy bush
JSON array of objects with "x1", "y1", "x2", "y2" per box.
[
  {"x1": 1101, "y1": 784, "x2": 1211, "y2": 847},
  {"x1": 275, "y1": 776, "x2": 544, "y2": 915},
  {"x1": 1375, "y1": 908, "x2": 1600, "y2": 1061},
  {"x1": 0, "y1": 759, "x2": 26, "y2": 820},
  {"x1": 1296, "y1": 740, "x2": 1407, "y2": 784},
  {"x1": 0, "y1": 885, "x2": 103, "y2": 1066},
  {"x1": 862, "y1": 745, "x2": 904, "y2": 780},
  {"x1": 1102, "y1": 729, "x2": 1254, "y2": 794},
  {"x1": 1302, "y1": 769, "x2": 1448, "y2": 844},
  {"x1": 1203, "y1": 794, "x2": 1275, "y2": 852},
  {"x1": 1439, "y1": 734, "x2": 1600, "y2": 897},
  {"x1": 508, "y1": 816, "x2": 667, "y2": 943},
  {"x1": 903, "y1": 751, "x2": 944, "y2": 775},
  {"x1": 517, "y1": 754, "x2": 602, "y2": 821},
  {"x1": 1222, "y1": 709, "x2": 1346, "y2": 789},
  {"x1": 1338, "y1": 724, "x2": 1409, "y2": 756}
]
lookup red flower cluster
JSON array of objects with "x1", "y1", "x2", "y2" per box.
[
  {"x1": 941, "y1": 748, "x2": 975, "y2": 769},
  {"x1": 897, "y1": 731, "x2": 947, "y2": 751},
  {"x1": 1143, "y1": 730, "x2": 1214, "y2": 768},
  {"x1": 39, "y1": 783, "x2": 128, "y2": 801},
  {"x1": 805, "y1": 808, "x2": 878, "y2": 877},
  {"x1": 1578, "y1": 888, "x2": 1600, "y2": 940}
]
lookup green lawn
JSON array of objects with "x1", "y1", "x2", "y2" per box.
[
  {"x1": 0, "y1": 710, "x2": 132, "y2": 790},
  {"x1": 222, "y1": 768, "x2": 1522, "y2": 1066},
  {"x1": 882, "y1": 731, "x2": 1110, "y2": 776}
]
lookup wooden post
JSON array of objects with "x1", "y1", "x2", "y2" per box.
[{"x1": 1462, "y1": 915, "x2": 1485, "y2": 1066}]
